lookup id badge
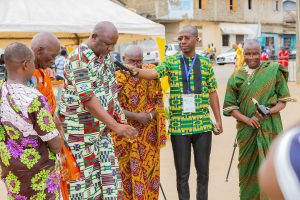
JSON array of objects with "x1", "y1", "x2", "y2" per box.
[{"x1": 183, "y1": 94, "x2": 196, "y2": 113}]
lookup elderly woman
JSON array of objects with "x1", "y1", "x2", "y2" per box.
[{"x1": 0, "y1": 43, "x2": 62, "y2": 199}]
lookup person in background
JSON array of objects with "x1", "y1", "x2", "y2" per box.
[
  {"x1": 260, "y1": 46, "x2": 269, "y2": 61},
  {"x1": 55, "y1": 49, "x2": 68, "y2": 81},
  {"x1": 31, "y1": 32, "x2": 61, "y2": 115},
  {"x1": 278, "y1": 46, "x2": 289, "y2": 67},
  {"x1": 232, "y1": 43, "x2": 245, "y2": 70},
  {"x1": 0, "y1": 42, "x2": 62, "y2": 199},
  {"x1": 0, "y1": 53, "x2": 5, "y2": 80},
  {"x1": 113, "y1": 45, "x2": 167, "y2": 200}
]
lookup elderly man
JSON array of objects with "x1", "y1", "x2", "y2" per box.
[
  {"x1": 59, "y1": 21, "x2": 137, "y2": 199},
  {"x1": 127, "y1": 25, "x2": 223, "y2": 200},
  {"x1": 223, "y1": 39, "x2": 292, "y2": 199},
  {"x1": 113, "y1": 45, "x2": 167, "y2": 200},
  {"x1": 31, "y1": 32, "x2": 61, "y2": 115}
]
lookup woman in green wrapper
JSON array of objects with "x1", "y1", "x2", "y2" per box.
[{"x1": 223, "y1": 39, "x2": 292, "y2": 200}]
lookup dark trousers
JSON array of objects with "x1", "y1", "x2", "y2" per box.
[{"x1": 171, "y1": 132, "x2": 212, "y2": 200}]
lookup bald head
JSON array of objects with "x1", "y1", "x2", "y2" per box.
[
  {"x1": 31, "y1": 32, "x2": 60, "y2": 69},
  {"x1": 4, "y1": 43, "x2": 34, "y2": 69},
  {"x1": 4, "y1": 43, "x2": 35, "y2": 82},
  {"x1": 124, "y1": 45, "x2": 143, "y2": 58},
  {"x1": 243, "y1": 39, "x2": 261, "y2": 69},
  {"x1": 31, "y1": 32, "x2": 60, "y2": 51},
  {"x1": 123, "y1": 45, "x2": 144, "y2": 68},
  {"x1": 88, "y1": 21, "x2": 119, "y2": 57},
  {"x1": 92, "y1": 21, "x2": 118, "y2": 36},
  {"x1": 244, "y1": 39, "x2": 260, "y2": 52},
  {"x1": 179, "y1": 25, "x2": 198, "y2": 37}
]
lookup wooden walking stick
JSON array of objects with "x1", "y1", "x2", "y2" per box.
[{"x1": 225, "y1": 137, "x2": 237, "y2": 182}]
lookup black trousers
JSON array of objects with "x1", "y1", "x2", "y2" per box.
[{"x1": 171, "y1": 132, "x2": 212, "y2": 200}]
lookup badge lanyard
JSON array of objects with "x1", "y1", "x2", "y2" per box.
[{"x1": 181, "y1": 53, "x2": 197, "y2": 94}]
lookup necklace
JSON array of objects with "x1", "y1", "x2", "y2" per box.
[{"x1": 244, "y1": 66, "x2": 257, "y2": 85}]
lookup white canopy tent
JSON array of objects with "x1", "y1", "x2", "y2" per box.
[{"x1": 0, "y1": 0, "x2": 165, "y2": 47}]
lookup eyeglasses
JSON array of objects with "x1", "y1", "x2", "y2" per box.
[
  {"x1": 127, "y1": 59, "x2": 143, "y2": 65},
  {"x1": 177, "y1": 35, "x2": 197, "y2": 42}
]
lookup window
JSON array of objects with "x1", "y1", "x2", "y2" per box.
[
  {"x1": 222, "y1": 35, "x2": 229, "y2": 46},
  {"x1": 226, "y1": 0, "x2": 237, "y2": 11},
  {"x1": 195, "y1": 0, "x2": 206, "y2": 10},
  {"x1": 248, "y1": 0, "x2": 252, "y2": 10},
  {"x1": 236, "y1": 35, "x2": 244, "y2": 45},
  {"x1": 274, "y1": 0, "x2": 280, "y2": 11}
]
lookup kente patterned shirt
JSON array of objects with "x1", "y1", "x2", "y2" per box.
[
  {"x1": 59, "y1": 44, "x2": 125, "y2": 199},
  {"x1": 59, "y1": 43, "x2": 126, "y2": 145},
  {"x1": 155, "y1": 54, "x2": 217, "y2": 135},
  {"x1": 0, "y1": 81, "x2": 60, "y2": 200}
]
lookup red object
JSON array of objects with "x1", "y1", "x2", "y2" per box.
[
  {"x1": 278, "y1": 51, "x2": 289, "y2": 67},
  {"x1": 260, "y1": 52, "x2": 269, "y2": 61}
]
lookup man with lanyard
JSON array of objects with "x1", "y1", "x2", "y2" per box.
[{"x1": 127, "y1": 25, "x2": 223, "y2": 200}]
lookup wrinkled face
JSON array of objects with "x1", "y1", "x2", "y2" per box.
[
  {"x1": 92, "y1": 32, "x2": 118, "y2": 57},
  {"x1": 123, "y1": 53, "x2": 143, "y2": 69},
  {"x1": 178, "y1": 30, "x2": 198, "y2": 54},
  {"x1": 36, "y1": 44, "x2": 60, "y2": 69},
  {"x1": 244, "y1": 45, "x2": 261, "y2": 69}
]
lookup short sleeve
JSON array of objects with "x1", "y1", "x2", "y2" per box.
[
  {"x1": 275, "y1": 69, "x2": 291, "y2": 103},
  {"x1": 27, "y1": 96, "x2": 59, "y2": 142},
  {"x1": 70, "y1": 59, "x2": 95, "y2": 103},
  {"x1": 206, "y1": 61, "x2": 217, "y2": 93}
]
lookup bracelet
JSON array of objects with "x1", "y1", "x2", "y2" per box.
[{"x1": 149, "y1": 112, "x2": 153, "y2": 120}]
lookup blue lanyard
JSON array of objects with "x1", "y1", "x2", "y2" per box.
[{"x1": 181, "y1": 53, "x2": 197, "y2": 93}]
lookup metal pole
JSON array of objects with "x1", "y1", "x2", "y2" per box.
[
  {"x1": 160, "y1": 183, "x2": 167, "y2": 200},
  {"x1": 296, "y1": 0, "x2": 300, "y2": 84}
]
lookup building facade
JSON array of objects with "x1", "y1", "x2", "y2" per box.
[{"x1": 122, "y1": 0, "x2": 296, "y2": 56}]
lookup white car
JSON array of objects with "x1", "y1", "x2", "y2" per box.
[
  {"x1": 165, "y1": 43, "x2": 207, "y2": 57},
  {"x1": 165, "y1": 43, "x2": 180, "y2": 57},
  {"x1": 216, "y1": 49, "x2": 236, "y2": 65},
  {"x1": 143, "y1": 50, "x2": 160, "y2": 65}
]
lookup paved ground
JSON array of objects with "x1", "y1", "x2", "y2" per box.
[
  {"x1": 158, "y1": 64, "x2": 300, "y2": 200},
  {"x1": 1, "y1": 64, "x2": 300, "y2": 200}
]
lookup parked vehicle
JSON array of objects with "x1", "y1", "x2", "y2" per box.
[
  {"x1": 216, "y1": 49, "x2": 236, "y2": 65},
  {"x1": 165, "y1": 43, "x2": 180, "y2": 57},
  {"x1": 165, "y1": 43, "x2": 207, "y2": 58},
  {"x1": 143, "y1": 50, "x2": 160, "y2": 65}
]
